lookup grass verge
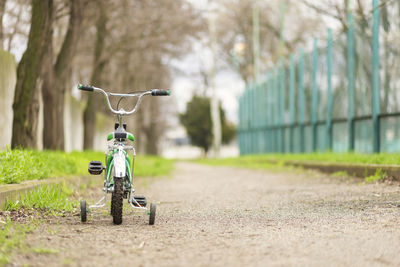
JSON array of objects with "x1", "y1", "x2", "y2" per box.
[
  {"x1": 196, "y1": 153, "x2": 400, "y2": 169},
  {"x1": 4, "y1": 182, "x2": 75, "y2": 214},
  {"x1": 133, "y1": 155, "x2": 174, "y2": 177},
  {"x1": 197, "y1": 153, "x2": 399, "y2": 182},
  {"x1": 0, "y1": 149, "x2": 174, "y2": 185},
  {"x1": 364, "y1": 169, "x2": 387, "y2": 183}
]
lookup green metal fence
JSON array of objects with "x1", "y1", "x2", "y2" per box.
[{"x1": 238, "y1": 0, "x2": 400, "y2": 155}]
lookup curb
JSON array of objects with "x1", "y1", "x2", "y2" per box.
[
  {"x1": 0, "y1": 176, "x2": 94, "y2": 210},
  {"x1": 279, "y1": 160, "x2": 400, "y2": 181}
]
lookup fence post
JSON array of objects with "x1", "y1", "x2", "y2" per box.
[
  {"x1": 312, "y1": 38, "x2": 318, "y2": 151},
  {"x1": 254, "y1": 84, "x2": 259, "y2": 154},
  {"x1": 240, "y1": 91, "x2": 244, "y2": 154},
  {"x1": 263, "y1": 80, "x2": 268, "y2": 153},
  {"x1": 274, "y1": 67, "x2": 280, "y2": 152},
  {"x1": 241, "y1": 95, "x2": 245, "y2": 154},
  {"x1": 242, "y1": 89, "x2": 246, "y2": 154},
  {"x1": 251, "y1": 84, "x2": 258, "y2": 154},
  {"x1": 253, "y1": 84, "x2": 260, "y2": 154},
  {"x1": 238, "y1": 95, "x2": 241, "y2": 154},
  {"x1": 267, "y1": 71, "x2": 274, "y2": 153},
  {"x1": 279, "y1": 60, "x2": 286, "y2": 153},
  {"x1": 245, "y1": 87, "x2": 250, "y2": 155},
  {"x1": 265, "y1": 73, "x2": 270, "y2": 153},
  {"x1": 347, "y1": 12, "x2": 355, "y2": 151},
  {"x1": 372, "y1": 0, "x2": 380, "y2": 153},
  {"x1": 260, "y1": 81, "x2": 264, "y2": 153},
  {"x1": 247, "y1": 87, "x2": 251, "y2": 154},
  {"x1": 326, "y1": 28, "x2": 333, "y2": 151},
  {"x1": 250, "y1": 84, "x2": 256, "y2": 154},
  {"x1": 241, "y1": 94, "x2": 245, "y2": 154},
  {"x1": 248, "y1": 86, "x2": 252, "y2": 154},
  {"x1": 258, "y1": 83, "x2": 262, "y2": 153},
  {"x1": 289, "y1": 54, "x2": 296, "y2": 152},
  {"x1": 298, "y1": 48, "x2": 305, "y2": 153}
]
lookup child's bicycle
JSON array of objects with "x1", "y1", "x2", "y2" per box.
[{"x1": 77, "y1": 84, "x2": 170, "y2": 225}]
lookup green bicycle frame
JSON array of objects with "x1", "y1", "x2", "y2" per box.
[{"x1": 105, "y1": 149, "x2": 134, "y2": 185}]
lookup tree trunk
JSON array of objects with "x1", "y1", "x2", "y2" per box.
[
  {"x1": 208, "y1": 10, "x2": 222, "y2": 157},
  {"x1": 42, "y1": 0, "x2": 83, "y2": 150},
  {"x1": 11, "y1": 0, "x2": 53, "y2": 149},
  {"x1": 0, "y1": 0, "x2": 6, "y2": 50},
  {"x1": 83, "y1": 2, "x2": 107, "y2": 150},
  {"x1": 382, "y1": 36, "x2": 390, "y2": 113},
  {"x1": 137, "y1": 108, "x2": 146, "y2": 154},
  {"x1": 145, "y1": 97, "x2": 160, "y2": 155}
]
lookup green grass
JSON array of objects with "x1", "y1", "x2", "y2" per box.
[
  {"x1": 5, "y1": 182, "x2": 75, "y2": 214},
  {"x1": 364, "y1": 168, "x2": 387, "y2": 183},
  {"x1": 133, "y1": 155, "x2": 174, "y2": 177},
  {"x1": 196, "y1": 153, "x2": 400, "y2": 169},
  {"x1": 0, "y1": 149, "x2": 102, "y2": 184},
  {"x1": 0, "y1": 218, "x2": 37, "y2": 266},
  {"x1": 0, "y1": 149, "x2": 174, "y2": 185}
]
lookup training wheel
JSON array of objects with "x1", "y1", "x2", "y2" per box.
[
  {"x1": 149, "y1": 203, "x2": 156, "y2": 225},
  {"x1": 80, "y1": 200, "x2": 87, "y2": 223}
]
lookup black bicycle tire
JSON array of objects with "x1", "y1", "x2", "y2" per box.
[
  {"x1": 149, "y1": 203, "x2": 156, "y2": 225},
  {"x1": 80, "y1": 200, "x2": 87, "y2": 223},
  {"x1": 112, "y1": 178, "x2": 123, "y2": 225}
]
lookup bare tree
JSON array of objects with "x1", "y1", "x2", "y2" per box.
[
  {"x1": 83, "y1": 0, "x2": 107, "y2": 150},
  {"x1": 7, "y1": 0, "x2": 202, "y2": 153},
  {"x1": 215, "y1": 0, "x2": 321, "y2": 82},
  {"x1": 301, "y1": 0, "x2": 349, "y2": 31},
  {"x1": 81, "y1": 0, "x2": 203, "y2": 153},
  {"x1": 11, "y1": 0, "x2": 53, "y2": 149},
  {"x1": 2, "y1": 0, "x2": 31, "y2": 52},
  {"x1": 42, "y1": 0, "x2": 83, "y2": 150}
]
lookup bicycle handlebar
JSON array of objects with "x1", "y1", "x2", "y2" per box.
[
  {"x1": 151, "y1": 89, "x2": 170, "y2": 96},
  {"x1": 77, "y1": 84, "x2": 94, "y2": 91},
  {"x1": 77, "y1": 84, "x2": 170, "y2": 115}
]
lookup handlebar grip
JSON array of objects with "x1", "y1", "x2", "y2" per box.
[
  {"x1": 77, "y1": 84, "x2": 94, "y2": 92},
  {"x1": 151, "y1": 89, "x2": 170, "y2": 96}
]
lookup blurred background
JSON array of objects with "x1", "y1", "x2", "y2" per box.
[{"x1": 0, "y1": 0, "x2": 397, "y2": 158}]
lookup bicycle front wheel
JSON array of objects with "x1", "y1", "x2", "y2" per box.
[{"x1": 112, "y1": 177, "x2": 123, "y2": 225}]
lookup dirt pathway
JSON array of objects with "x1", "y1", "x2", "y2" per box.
[{"x1": 11, "y1": 162, "x2": 400, "y2": 266}]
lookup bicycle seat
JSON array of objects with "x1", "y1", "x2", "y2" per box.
[{"x1": 107, "y1": 131, "x2": 134, "y2": 142}]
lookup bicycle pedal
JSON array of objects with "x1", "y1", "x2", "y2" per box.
[
  {"x1": 133, "y1": 196, "x2": 147, "y2": 207},
  {"x1": 88, "y1": 161, "x2": 105, "y2": 175}
]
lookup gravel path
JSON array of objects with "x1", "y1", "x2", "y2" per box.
[{"x1": 11, "y1": 162, "x2": 400, "y2": 266}]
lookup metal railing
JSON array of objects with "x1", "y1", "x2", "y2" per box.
[{"x1": 238, "y1": 0, "x2": 400, "y2": 155}]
